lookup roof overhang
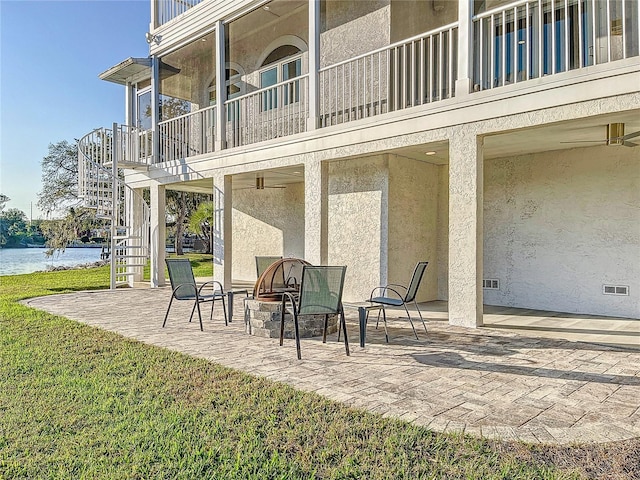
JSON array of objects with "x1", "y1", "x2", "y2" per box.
[{"x1": 99, "y1": 57, "x2": 152, "y2": 85}]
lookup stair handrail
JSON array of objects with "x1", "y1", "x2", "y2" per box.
[{"x1": 78, "y1": 126, "x2": 151, "y2": 289}]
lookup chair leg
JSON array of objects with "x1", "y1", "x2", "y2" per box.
[
  {"x1": 376, "y1": 309, "x2": 381, "y2": 330},
  {"x1": 293, "y1": 314, "x2": 302, "y2": 360},
  {"x1": 221, "y1": 295, "x2": 228, "y2": 326},
  {"x1": 381, "y1": 308, "x2": 389, "y2": 343},
  {"x1": 189, "y1": 301, "x2": 198, "y2": 323},
  {"x1": 195, "y1": 300, "x2": 204, "y2": 331},
  {"x1": 322, "y1": 314, "x2": 328, "y2": 343},
  {"x1": 404, "y1": 304, "x2": 419, "y2": 340},
  {"x1": 340, "y1": 308, "x2": 350, "y2": 356},
  {"x1": 162, "y1": 296, "x2": 175, "y2": 328},
  {"x1": 279, "y1": 303, "x2": 286, "y2": 346},
  {"x1": 414, "y1": 300, "x2": 427, "y2": 334}
]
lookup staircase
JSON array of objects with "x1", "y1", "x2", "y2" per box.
[{"x1": 78, "y1": 124, "x2": 151, "y2": 289}]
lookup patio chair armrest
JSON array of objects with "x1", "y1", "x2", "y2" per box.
[
  {"x1": 172, "y1": 283, "x2": 197, "y2": 298},
  {"x1": 197, "y1": 280, "x2": 224, "y2": 296},
  {"x1": 281, "y1": 291, "x2": 298, "y2": 316},
  {"x1": 369, "y1": 286, "x2": 404, "y2": 301},
  {"x1": 385, "y1": 283, "x2": 408, "y2": 293}
]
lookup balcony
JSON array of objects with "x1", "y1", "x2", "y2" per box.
[{"x1": 142, "y1": 0, "x2": 638, "y2": 165}]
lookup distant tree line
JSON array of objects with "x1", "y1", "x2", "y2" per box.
[{"x1": 35, "y1": 140, "x2": 214, "y2": 256}]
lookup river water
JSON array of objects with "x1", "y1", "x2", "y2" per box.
[{"x1": 0, "y1": 248, "x2": 104, "y2": 276}]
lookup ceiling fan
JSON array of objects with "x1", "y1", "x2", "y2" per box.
[
  {"x1": 561, "y1": 123, "x2": 640, "y2": 147},
  {"x1": 237, "y1": 176, "x2": 287, "y2": 190}
]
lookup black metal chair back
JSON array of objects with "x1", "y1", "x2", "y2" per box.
[
  {"x1": 404, "y1": 261, "x2": 429, "y2": 303},
  {"x1": 166, "y1": 259, "x2": 198, "y2": 300},
  {"x1": 255, "y1": 256, "x2": 283, "y2": 278},
  {"x1": 280, "y1": 265, "x2": 349, "y2": 359}
]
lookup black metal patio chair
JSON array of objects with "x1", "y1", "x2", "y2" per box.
[
  {"x1": 280, "y1": 265, "x2": 349, "y2": 360},
  {"x1": 162, "y1": 258, "x2": 227, "y2": 331},
  {"x1": 255, "y1": 255, "x2": 283, "y2": 278},
  {"x1": 368, "y1": 261, "x2": 429, "y2": 342}
]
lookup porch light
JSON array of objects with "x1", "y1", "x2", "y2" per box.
[{"x1": 425, "y1": 151, "x2": 437, "y2": 156}]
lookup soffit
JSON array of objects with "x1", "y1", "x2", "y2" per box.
[{"x1": 99, "y1": 57, "x2": 152, "y2": 85}]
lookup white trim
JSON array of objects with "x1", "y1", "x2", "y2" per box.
[{"x1": 256, "y1": 35, "x2": 308, "y2": 68}]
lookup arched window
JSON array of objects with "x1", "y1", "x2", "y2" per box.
[{"x1": 259, "y1": 45, "x2": 302, "y2": 110}]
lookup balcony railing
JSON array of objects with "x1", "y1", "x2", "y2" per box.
[
  {"x1": 473, "y1": 0, "x2": 639, "y2": 90},
  {"x1": 138, "y1": 0, "x2": 638, "y2": 160},
  {"x1": 319, "y1": 23, "x2": 458, "y2": 127},
  {"x1": 224, "y1": 75, "x2": 309, "y2": 148},
  {"x1": 156, "y1": 0, "x2": 202, "y2": 26},
  {"x1": 158, "y1": 105, "x2": 216, "y2": 162}
]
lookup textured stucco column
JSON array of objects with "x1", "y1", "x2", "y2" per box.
[
  {"x1": 448, "y1": 132, "x2": 483, "y2": 327},
  {"x1": 304, "y1": 159, "x2": 328, "y2": 265},
  {"x1": 149, "y1": 181, "x2": 166, "y2": 288},
  {"x1": 213, "y1": 175, "x2": 233, "y2": 289}
]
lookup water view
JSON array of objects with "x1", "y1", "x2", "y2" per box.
[{"x1": 0, "y1": 247, "x2": 103, "y2": 276}]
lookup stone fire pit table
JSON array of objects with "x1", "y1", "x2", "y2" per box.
[{"x1": 244, "y1": 297, "x2": 338, "y2": 339}]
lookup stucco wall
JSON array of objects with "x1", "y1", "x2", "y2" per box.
[
  {"x1": 390, "y1": 0, "x2": 457, "y2": 42},
  {"x1": 483, "y1": 145, "x2": 640, "y2": 318},
  {"x1": 232, "y1": 183, "x2": 305, "y2": 282},
  {"x1": 320, "y1": 0, "x2": 390, "y2": 67},
  {"x1": 228, "y1": 3, "x2": 309, "y2": 90},
  {"x1": 327, "y1": 154, "x2": 443, "y2": 302},
  {"x1": 327, "y1": 155, "x2": 388, "y2": 301},
  {"x1": 388, "y1": 155, "x2": 439, "y2": 302}
]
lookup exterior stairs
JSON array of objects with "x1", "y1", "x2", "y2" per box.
[{"x1": 78, "y1": 124, "x2": 151, "y2": 289}]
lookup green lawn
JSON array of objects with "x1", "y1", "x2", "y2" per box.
[
  {"x1": 142, "y1": 253, "x2": 214, "y2": 281},
  {"x1": 0, "y1": 265, "x2": 629, "y2": 479}
]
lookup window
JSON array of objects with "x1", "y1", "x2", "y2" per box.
[
  {"x1": 136, "y1": 87, "x2": 152, "y2": 130},
  {"x1": 259, "y1": 46, "x2": 302, "y2": 111},
  {"x1": 208, "y1": 68, "x2": 243, "y2": 106}
]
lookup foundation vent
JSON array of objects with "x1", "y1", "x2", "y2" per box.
[
  {"x1": 603, "y1": 285, "x2": 629, "y2": 296},
  {"x1": 483, "y1": 279, "x2": 500, "y2": 290}
]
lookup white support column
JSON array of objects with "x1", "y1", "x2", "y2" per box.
[
  {"x1": 215, "y1": 21, "x2": 227, "y2": 151},
  {"x1": 304, "y1": 158, "x2": 328, "y2": 265},
  {"x1": 150, "y1": 181, "x2": 166, "y2": 287},
  {"x1": 307, "y1": 0, "x2": 320, "y2": 131},
  {"x1": 455, "y1": 0, "x2": 474, "y2": 96},
  {"x1": 448, "y1": 131, "x2": 483, "y2": 327},
  {"x1": 125, "y1": 82, "x2": 134, "y2": 127},
  {"x1": 213, "y1": 174, "x2": 232, "y2": 289},
  {"x1": 151, "y1": 56, "x2": 160, "y2": 163}
]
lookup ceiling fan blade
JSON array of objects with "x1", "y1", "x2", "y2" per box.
[
  {"x1": 622, "y1": 130, "x2": 640, "y2": 141},
  {"x1": 559, "y1": 140, "x2": 607, "y2": 144}
]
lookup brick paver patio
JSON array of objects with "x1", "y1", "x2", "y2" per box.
[{"x1": 26, "y1": 287, "x2": 640, "y2": 445}]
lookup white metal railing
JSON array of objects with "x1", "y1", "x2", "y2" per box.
[
  {"x1": 114, "y1": 124, "x2": 153, "y2": 166},
  {"x1": 472, "y1": 0, "x2": 640, "y2": 91},
  {"x1": 319, "y1": 24, "x2": 458, "y2": 127},
  {"x1": 78, "y1": 127, "x2": 151, "y2": 288},
  {"x1": 225, "y1": 75, "x2": 309, "y2": 148},
  {"x1": 158, "y1": 105, "x2": 216, "y2": 162},
  {"x1": 156, "y1": 0, "x2": 202, "y2": 26}
]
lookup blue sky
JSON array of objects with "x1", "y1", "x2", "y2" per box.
[{"x1": 1, "y1": 0, "x2": 150, "y2": 219}]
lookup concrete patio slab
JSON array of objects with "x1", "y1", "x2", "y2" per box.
[{"x1": 25, "y1": 287, "x2": 640, "y2": 445}]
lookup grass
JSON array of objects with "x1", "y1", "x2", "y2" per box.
[
  {"x1": 0, "y1": 266, "x2": 637, "y2": 479},
  {"x1": 142, "y1": 253, "x2": 214, "y2": 281}
]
